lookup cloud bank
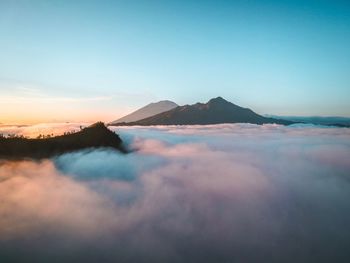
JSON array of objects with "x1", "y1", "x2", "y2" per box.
[{"x1": 1, "y1": 124, "x2": 350, "y2": 262}]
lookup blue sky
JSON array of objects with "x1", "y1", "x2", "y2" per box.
[{"x1": 1, "y1": 0, "x2": 350, "y2": 123}]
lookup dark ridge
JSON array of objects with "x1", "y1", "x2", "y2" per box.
[
  {"x1": 112, "y1": 97, "x2": 294, "y2": 126},
  {"x1": 0, "y1": 122, "x2": 127, "y2": 160}
]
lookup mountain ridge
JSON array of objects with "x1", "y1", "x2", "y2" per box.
[
  {"x1": 112, "y1": 97, "x2": 294, "y2": 126},
  {"x1": 110, "y1": 100, "x2": 178, "y2": 124}
]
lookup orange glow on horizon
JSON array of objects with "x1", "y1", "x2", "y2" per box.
[{"x1": 1, "y1": 106, "x2": 130, "y2": 125}]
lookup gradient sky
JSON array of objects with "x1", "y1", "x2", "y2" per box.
[{"x1": 1, "y1": 0, "x2": 350, "y2": 124}]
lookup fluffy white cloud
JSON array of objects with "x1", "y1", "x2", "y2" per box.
[{"x1": 1, "y1": 124, "x2": 350, "y2": 262}]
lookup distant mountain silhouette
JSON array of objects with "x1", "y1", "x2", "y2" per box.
[
  {"x1": 112, "y1": 97, "x2": 294, "y2": 126},
  {"x1": 265, "y1": 115, "x2": 350, "y2": 127},
  {"x1": 110, "y1": 100, "x2": 178, "y2": 124},
  {"x1": 0, "y1": 122, "x2": 126, "y2": 160}
]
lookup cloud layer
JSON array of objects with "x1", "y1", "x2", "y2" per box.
[{"x1": 1, "y1": 124, "x2": 350, "y2": 262}]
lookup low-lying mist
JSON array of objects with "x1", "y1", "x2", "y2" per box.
[{"x1": 1, "y1": 124, "x2": 350, "y2": 262}]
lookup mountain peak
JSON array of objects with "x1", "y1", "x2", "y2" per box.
[
  {"x1": 88, "y1": 121, "x2": 107, "y2": 129},
  {"x1": 208, "y1": 96, "x2": 229, "y2": 104},
  {"x1": 153, "y1": 100, "x2": 177, "y2": 104}
]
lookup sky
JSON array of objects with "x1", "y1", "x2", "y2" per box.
[{"x1": 1, "y1": 0, "x2": 350, "y2": 124}]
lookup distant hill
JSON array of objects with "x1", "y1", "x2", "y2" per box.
[
  {"x1": 0, "y1": 122, "x2": 126, "y2": 160},
  {"x1": 265, "y1": 115, "x2": 350, "y2": 127},
  {"x1": 112, "y1": 97, "x2": 294, "y2": 126},
  {"x1": 110, "y1": 100, "x2": 178, "y2": 124}
]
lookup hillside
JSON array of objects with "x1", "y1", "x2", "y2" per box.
[
  {"x1": 0, "y1": 122, "x2": 126, "y2": 159},
  {"x1": 110, "y1": 100, "x2": 178, "y2": 124}
]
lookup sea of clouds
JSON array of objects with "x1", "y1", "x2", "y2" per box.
[{"x1": 1, "y1": 123, "x2": 350, "y2": 262}]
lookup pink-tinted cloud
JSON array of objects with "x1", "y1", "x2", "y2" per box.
[{"x1": 1, "y1": 124, "x2": 350, "y2": 262}]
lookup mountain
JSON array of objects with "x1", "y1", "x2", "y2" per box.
[
  {"x1": 265, "y1": 115, "x2": 350, "y2": 127},
  {"x1": 112, "y1": 97, "x2": 294, "y2": 126},
  {"x1": 0, "y1": 122, "x2": 127, "y2": 160},
  {"x1": 110, "y1": 100, "x2": 178, "y2": 124}
]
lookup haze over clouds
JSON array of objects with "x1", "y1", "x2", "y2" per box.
[
  {"x1": 1, "y1": 124, "x2": 350, "y2": 262},
  {"x1": 0, "y1": 123, "x2": 90, "y2": 138}
]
